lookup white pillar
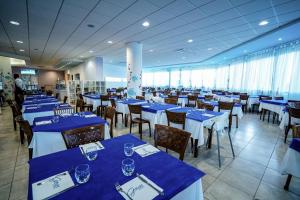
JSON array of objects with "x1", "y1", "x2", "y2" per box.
[{"x1": 126, "y1": 42, "x2": 142, "y2": 98}]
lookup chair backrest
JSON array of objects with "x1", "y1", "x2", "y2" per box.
[
  {"x1": 76, "y1": 99, "x2": 84, "y2": 112},
  {"x1": 288, "y1": 107, "x2": 300, "y2": 120},
  {"x1": 240, "y1": 95, "x2": 249, "y2": 101},
  {"x1": 136, "y1": 96, "x2": 145, "y2": 100},
  {"x1": 274, "y1": 96, "x2": 284, "y2": 100},
  {"x1": 204, "y1": 95, "x2": 214, "y2": 101},
  {"x1": 293, "y1": 125, "x2": 300, "y2": 138},
  {"x1": 187, "y1": 95, "x2": 198, "y2": 106},
  {"x1": 154, "y1": 124, "x2": 191, "y2": 161},
  {"x1": 142, "y1": 92, "x2": 145, "y2": 97},
  {"x1": 218, "y1": 101, "x2": 234, "y2": 115},
  {"x1": 55, "y1": 93, "x2": 59, "y2": 99},
  {"x1": 11, "y1": 102, "x2": 22, "y2": 117},
  {"x1": 164, "y1": 98, "x2": 178, "y2": 105},
  {"x1": 79, "y1": 94, "x2": 84, "y2": 100},
  {"x1": 110, "y1": 98, "x2": 117, "y2": 108},
  {"x1": 197, "y1": 100, "x2": 214, "y2": 111},
  {"x1": 15, "y1": 116, "x2": 33, "y2": 159},
  {"x1": 261, "y1": 96, "x2": 272, "y2": 101},
  {"x1": 165, "y1": 110, "x2": 186, "y2": 129},
  {"x1": 128, "y1": 104, "x2": 142, "y2": 116},
  {"x1": 232, "y1": 92, "x2": 240, "y2": 95},
  {"x1": 62, "y1": 125, "x2": 105, "y2": 149},
  {"x1": 152, "y1": 91, "x2": 157, "y2": 97},
  {"x1": 100, "y1": 95, "x2": 110, "y2": 101},
  {"x1": 104, "y1": 106, "x2": 116, "y2": 138},
  {"x1": 63, "y1": 96, "x2": 68, "y2": 103},
  {"x1": 54, "y1": 107, "x2": 75, "y2": 115}
]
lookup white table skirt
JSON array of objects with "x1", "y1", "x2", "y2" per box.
[
  {"x1": 248, "y1": 97, "x2": 259, "y2": 109},
  {"x1": 259, "y1": 102, "x2": 285, "y2": 117},
  {"x1": 83, "y1": 97, "x2": 110, "y2": 111},
  {"x1": 279, "y1": 112, "x2": 300, "y2": 130},
  {"x1": 23, "y1": 111, "x2": 54, "y2": 125},
  {"x1": 116, "y1": 101, "x2": 147, "y2": 115},
  {"x1": 213, "y1": 106, "x2": 243, "y2": 119},
  {"x1": 29, "y1": 124, "x2": 110, "y2": 158},
  {"x1": 171, "y1": 179, "x2": 203, "y2": 200},
  {"x1": 160, "y1": 112, "x2": 228, "y2": 147},
  {"x1": 281, "y1": 148, "x2": 300, "y2": 178},
  {"x1": 22, "y1": 102, "x2": 58, "y2": 112}
]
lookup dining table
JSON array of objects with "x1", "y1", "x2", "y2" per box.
[
  {"x1": 30, "y1": 112, "x2": 110, "y2": 158},
  {"x1": 259, "y1": 99, "x2": 288, "y2": 118},
  {"x1": 28, "y1": 134, "x2": 205, "y2": 200}
]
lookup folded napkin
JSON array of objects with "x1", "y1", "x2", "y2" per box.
[
  {"x1": 32, "y1": 171, "x2": 75, "y2": 200},
  {"x1": 60, "y1": 113, "x2": 72, "y2": 117},
  {"x1": 133, "y1": 144, "x2": 160, "y2": 157},
  {"x1": 35, "y1": 120, "x2": 52, "y2": 126},
  {"x1": 202, "y1": 113, "x2": 215, "y2": 117},
  {"x1": 26, "y1": 107, "x2": 38, "y2": 110},
  {"x1": 59, "y1": 103, "x2": 69, "y2": 107},
  {"x1": 79, "y1": 141, "x2": 104, "y2": 154},
  {"x1": 142, "y1": 105, "x2": 150, "y2": 108},
  {"x1": 118, "y1": 174, "x2": 163, "y2": 200},
  {"x1": 84, "y1": 114, "x2": 97, "y2": 118}
]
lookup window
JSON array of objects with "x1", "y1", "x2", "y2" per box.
[
  {"x1": 153, "y1": 71, "x2": 169, "y2": 87},
  {"x1": 142, "y1": 72, "x2": 154, "y2": 87},
  {"x1": 170, "y1": 70, "x2": 180, "y2": 88},
  {"x1": 181, "y1": 70, "x2": 191, "y2": 87},
  {"x1": 215, "y1": 66, "x2": 229, "y2": 90},
  {"x1": 228, "y1": 62, "x2": 244, "y2": 91}
]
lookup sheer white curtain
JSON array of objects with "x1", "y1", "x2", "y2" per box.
[
  {"x1": 181, "y1": 70, "x2": 191, "y2": 88},
  {"x1": 153, "y1": 71, "x2": 169, "y2": 87},
  {"x1": 170, "y1": 70, "x2": 180, "y2": 88},
  {"x1": 228, "y1": 62, "x2": 244, "y2": 91},
  {"x1": 215, "y1": 65, "x2": 229, "y2": 90},
  {"x1": 142, "y1": 72, "x2": 154, "y2": 87},
  {"x1": 191, "y1": 69, "x2": 204, "y2": 88}
]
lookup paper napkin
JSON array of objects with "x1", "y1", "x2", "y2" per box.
[
  {"x1": 133, "y1": 144, "x2": 160, "y2": 157},
  {"x1": 35, "y1": 120, "x2": 52, "y2": 126},
  {"x1": 84, "y1": 114, "x2": 97, "y2": 118},
  {"x1": 26, "y1": 107, "x2": 38, "y2": 110},
  {"x1": 118, "y1": 174, "x2": 163, "y2": 200},
  {"x1": 202, "y1": 113, "x2": 215, "y2": 117},
  {"x1": 32, "y1": 171, "x2": 75, "y2": 200},
  {"x1": 79, "y1": 141, "x2": 104, "y2": 154}
]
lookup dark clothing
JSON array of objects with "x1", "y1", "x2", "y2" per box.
[{"x1": 15, "y1": 83, "x2": 24, "y2": 108}]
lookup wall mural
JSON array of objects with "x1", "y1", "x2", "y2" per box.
[{"x1": 127, "y1": 63, "x2": 142, "y2": 98}]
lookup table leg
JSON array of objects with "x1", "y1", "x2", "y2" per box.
[
  {"x1": 125, "y1": 114, "x2": 128, "y2": 127},
  {"x1": 193, "y1": 139, "x2": 198, "y2": 158},
  {"x1": 216, "y1": 131, "x2": 221, "y2": 168},
  {"x1": 284, "y1": 174, "x2": 292, "y2": 190}
]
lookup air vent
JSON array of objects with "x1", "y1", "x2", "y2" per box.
[
  {"x1": 55, "y1": 58, "x2": 84, "y2": 69},
  {"x1": 175, "y1": 48, "x2": 185, "y2": 53}
]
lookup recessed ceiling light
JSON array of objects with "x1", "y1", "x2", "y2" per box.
[
  {"x1": 16, "y1": 40, "x2": 23, "y2": 44},
  {"x1": 278, "y1": 37, "x2": 282, "y2": 41},
  {"x1": 207, "y1": 48, "x2": 212, "y2": 51},
  {"x1": 259, "y1": 20, "x2": 269, "y2": 26},
  {"x1": 19, "y1": 49, "x2": 24, "y2": 52},
  {"x1": 142, "y1": 21, "x2": 150, "y2": 27},
  {"x1": 89, "y1": 50, "x2": 94, "y2": 53},
  {"x1": 107, "y1": 40, "x2": 113, "y2": 44},
  {"x1": 149, "y1": 49, "x2": 154, "y2": 52},
  {"x1": 187, "y1": 39, "x2": 193, "y2": 43},
  {"x1": 9, "y1": 20, "x2": 20, "y2": 26}
]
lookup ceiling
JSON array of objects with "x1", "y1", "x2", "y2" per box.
[{"x1": 0, "y1": 0, "x2": 300, "y2": 68}]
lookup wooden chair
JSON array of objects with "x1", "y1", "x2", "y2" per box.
[
  {"x1": 284, "y1": 107, "x2": 300, "y2": 143},
  {"x1": 55, "y1": 93, "x2": 59, "y2": 99},
  {"x1": 63, "y1": 96, "x2": 68, "y2": 103},
  {"x1": 104, "y1": 106, "x2": 116, "y2": 138},
  {"x1": 128, "y1": 104, "x2": 151, "y2": 139},
  {"x1": 240, "y1": 95, "x2": 249, "y2": 113},
  {"x1": 197, "y1": 100, "x2": 214, "y2": 111},
  {"x1": 15, "y1": 116, "x2": 33, "y2": 159},
  {"x1": 164, "y1": 98, "x2": 178, "y2": 105},
  {"x1": 154, "y1": 124, "x2": 191, "y2": 161},
  {"x1": 110, "y1": 99, "x2": 123, "y2": 127},
  {"x1": 62, "y1": 125, "x2": 105, "y2": 149},
  {"x1": 165, "y1": 110, "x2": 186, "y2": 129},
  {"x1": 136, "y1": 96, "x2": 145, "y2": 100},
  {"x1": 187, "y1": 95, "x2": 198, "y2": 107},
  {"x1": 274, "y1": 96, "x2": 284, "y2": 100},
  {"x1": 9, "y1": 101, "x2": 22, "y2": 131},
  {"x1": 54, "y1": 107, "x2": 75, "y2": 115},
  {"x1": 204, "y1": 95, "x2": 214, "y2": 101},
  {"x1": 218, "y1": 101, "x2": 235, "y2": 132},
  {"x1": 77, "y1": 94, "x2": 93, "y2": 112},
  {"x1": 98, "y1": 95, "x2": 110, "y2": 116},
  {"x1": 152, "y1": 91, "x2": 157, "y2": 97}
]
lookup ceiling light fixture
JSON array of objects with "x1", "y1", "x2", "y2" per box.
[
  {"x1": 149, "y1": 49, "x2": 154, "y2": 52},
  {"x1": 19, "y1": 49, "x2": 24, "y2": 52},
  {"x1": 142, "y1": 21, "x2": 150, "y2": 27},
  {"x1": 107, "y1": 40, "x2": 113, "y2": 44},
  {"x1": 278, "y1": 37, "x2": 282, "y2": 41},
  {"x1": 16, "y1": 40, "x2": 23, "y2": 44},
  {"x1": 89, "y1": 50, "x2": 94, "y2": 53},
  {"x1": 9, "y1": 20, "x2": 20, "y2": 26},
  {"x1": 259, "y1": 20, "x2": 269, "y2": 26},
  {"x1": 187, "y1": 39, "x2": 193, "y2": 43},
  {"x1": 207, "y1": 48, "x2": 212, "y2": 51}
]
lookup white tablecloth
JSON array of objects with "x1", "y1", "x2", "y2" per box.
[
  {"x1": 116, "y1": 101, "x2": 148, "y2": 115},
  {"x1": 23, "y1": 111, "x2": 54, "y2": 125},
  {"x1": 248, "y1": 97, "x2": 259, "y2": 109},
  {"x1": 213, "y1": 106, "x2": 243, "y2": 119},
  {"x1": 279, "y1": 111, "x2": 300, "y2": 130},
  {"x1": 259, "y1": 102, "x2": 285, "y2": 120},
  {"x1": 172, "y1": 179, "x2": 203, "y2": 200},
  {"x1": 29, "y1": 124, "x2": 110, "y2": 158},
  {"x1": 281, "y1": 147, "x2": 300, "y2": 178},
  {"x1": 83, "y1": 97, "x2": 110, "y2": 111}
]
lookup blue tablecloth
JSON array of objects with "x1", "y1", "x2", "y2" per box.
[
  {"x1": 203, "y1": 101, "x2": 242, "y2": 107},
  {"x1": 260, "y1": 100, "x2": 288, "y2": 106},
  {"x1": 83, "y1": 94, "x2": 101, "y2": 99},
  {"x1": 23, "y1": 103, "x2": 71, "y2": 113},
  {"x1": 25, "y1": 95, "x2": 55, "y2": 100},
  {"x1": 117, "y1": 98, "x2": 146, "y2": 104},
  {"x1": 141, "y1": 103, "x2": 179, "y2": 113},
  {"x1": 168, "y1": 107, "x2": 223, "y2": 122},
  {"x1": 290, "y1": 138, "x2": 300, "y2": 153},
  {"x1": 23, "y1": 98, "x2": 58, "y2": 105},
  {"x1": 28, "y1": 134, "x2": 205, "y2": 200},
  {"x1": 32, "y1": 112, "x2": 107, "y2": 132}
]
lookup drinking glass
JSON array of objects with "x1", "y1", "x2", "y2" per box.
[
  {"x1": 79, "y1": 112, "x2": 85, "y2": 118},
  {"x1": 85, "y1": 146, "x2": 98, "y2": 161},
  {"x1": 124, "y1": 143, "x2": 134, "y2": 157},
  {"x1": 122, "y1": 158, "x2": 135, "y2": 176},
  {"x1": 75, "y1": 164, "x2": 90, "y2": 184},
  {"x1": 52, "y1": 115, "x2": 59, "y2": 123}
]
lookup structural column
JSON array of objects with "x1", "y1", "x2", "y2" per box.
[{"x1": 126, "y1": 42, "x2": 142, "y2": 98}]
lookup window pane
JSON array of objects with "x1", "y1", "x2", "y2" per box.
[
  {"x1": 142, "y1": 72, "x2": 153, "y2": 87},
  {"x1": 170, "y1": 71, "x2": 180, "y2": 88},
  {"x1": 153, "y1": 71, "x2": 169, "y2": 87},
  {"x1": 181, "y1": 70, "x2": 191, "y2": 88}
]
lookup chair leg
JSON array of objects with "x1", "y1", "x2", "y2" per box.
[
  {"x1": 267, "y1": 111, "x2": 270, "y2": 123},
  {"x1": 148, "y1": 122, "x2": 151, "y2": 137},
  {"x1": 228, "y1": 130, "x2": 235, "y2": 157},
  {"x1": 207, "y1": 129, "x2": 213, "y2": 149},
  {"x1": 13, "y1": 119, "x2": 17, "y2": 131},
  {"x1": 284, "y1": 126, "x2": 290, "y2": 143},
  {"x1": 138, "y1": 123, "x2": 142, "y2": 139},
  {"x1": 260, "y1": 109, "x2": 263, "y2": 120},
  {"x1": 129, "y1": 122, "x2": 132, "y2": 134},
  {"x1": 190, "y1": 138, "x2": 194, "y2": 152},
  {"x1": 236, "y1": 116, "x2": 238, "y2": 128},
  {"x1": 193, "y1": 139, "x2": 198, "y2": 158},
  {"x1": 125, "y1": 114, "x2": 128, "y2": 127},
  {"x1": 19, "y1": 129, "x2": 24, "y2": 144},
  {"x1": 284, "y1": 174, "x2": 292, "y2": 191},
  {"x1": 115, "y1": 114, "x2": 117, "y2": 128},
  {"x1": 216, "y1": 131, "x2": 221, "y2": 168}
]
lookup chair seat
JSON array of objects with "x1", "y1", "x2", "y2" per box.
[{"x1": 132, "y1": 117, "x2": 150, "y2": 124}]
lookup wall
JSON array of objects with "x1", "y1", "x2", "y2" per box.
[
  {"x1": 0, "y1": 56, "x2": 13, "y2": 99},
  {"x1": 66, "y1": 57, "x2": 103, "y2": 81},
  {"x1": 103, "y1": 63, "x2": 126, "y2": 88}
]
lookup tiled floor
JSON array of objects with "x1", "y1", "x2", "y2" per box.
[{"x1": 0, "y1": 105, "x2": 300, "y2": 200}]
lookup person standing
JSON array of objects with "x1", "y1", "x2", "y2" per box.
[{"x1": 14, "y1": 74, "x2": 25, "y2": 108}]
